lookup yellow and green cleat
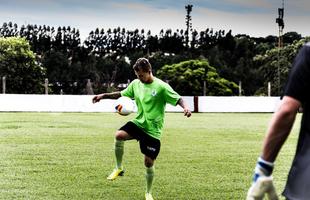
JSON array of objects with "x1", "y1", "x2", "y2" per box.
[
  {"x1": 145, "y1": 193, "x2": 154, "y2": 200},
  {"x1": 107, "y1": 168, "x2": 124, "y2": 180}
]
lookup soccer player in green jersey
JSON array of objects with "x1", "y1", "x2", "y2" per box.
[{"x1": 92, "y1": 58, "x2": 192, "y2": 200}]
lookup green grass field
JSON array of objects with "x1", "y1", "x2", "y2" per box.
[{"x1": 0, "y1": 112, "x2": 301, "y2": 200}]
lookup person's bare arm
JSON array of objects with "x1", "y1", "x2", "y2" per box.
[
  {"x1": 261, "y1": 96, "x2": 301, "y2": 162},
  {"x1": 177, "y1": 97, "x2": 192, "y2": 117},
  {"x1": 92, "y1": 91, "x2": 121, "y2": 103}
]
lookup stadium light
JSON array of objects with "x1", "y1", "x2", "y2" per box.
[
  {"x1": 276, "y1": 0, "x2": 284, "y2": 95},
  {"x1": 185, "y1": 4, "x2": 193, "y2": 48}
]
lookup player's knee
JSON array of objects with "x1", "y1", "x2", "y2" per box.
[
  {"x1": 115, "y1": 131, "x2": 126, "y2": 140},
  {"x1": 144, "y1": 156, "x2": 154, "y2": 168},
  {"x1": 115, "y1": 131, "x2": 123, "y2": 140}
]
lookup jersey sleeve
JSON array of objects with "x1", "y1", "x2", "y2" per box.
[
  {"x1": 163, "y1": 83, "x2": 181, "y2": 106},
  {"x1": 284, "y1": 43, "x2": 310, "y2": 103},
  {"x1": 121, "y1": 80, "x2": 136, "y2": 98}
]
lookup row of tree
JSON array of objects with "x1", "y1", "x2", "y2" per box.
[{"x1": 0, "y1": 21, "x2": 307, "y2": 96}]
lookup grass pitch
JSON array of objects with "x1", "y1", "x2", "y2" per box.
[{"x1": 0, "y1": 112, "x2": 300, "y2": 200}]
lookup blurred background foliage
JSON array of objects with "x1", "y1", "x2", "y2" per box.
[{"x1": 0, "y1": 21, "x2": 309, "y2": 95}]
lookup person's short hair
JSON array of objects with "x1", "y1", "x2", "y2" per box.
[{"x1": 133, "y1": 58, "x2": 151, "y2": 72}]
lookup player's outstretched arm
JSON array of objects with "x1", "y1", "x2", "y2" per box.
[
  {"x1": 177, "y1": 98, "x2": 191, "y2": 117},
  {"x1": 92, "y1": 92, "x2": 121, "y2": 104},
  {"x1": 247, "y1": 96, "x2": 300, "y2": 200},
  {"x1": 261, "y1": 96, "x2": 300, "y2": 162},
  {"x1": 92, "y1": 94, "x2": 104, "y2": 103}
]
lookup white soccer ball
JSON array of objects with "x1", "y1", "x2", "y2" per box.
[{"x1": 114, "y1": 96, "x2": 134, "y2": 116}]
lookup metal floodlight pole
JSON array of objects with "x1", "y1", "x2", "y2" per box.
[
  {"x1": 276, "y1": 0, "x2": 284, "y2": 95},
  {"x1": 185, "y1": 4, "x2": 193, "y2": 48}
]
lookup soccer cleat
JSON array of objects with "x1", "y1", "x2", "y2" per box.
[
  {"x1": 246, "y1": 176, "x2": 278, "y2": 200},
  {"x1": 107, "y1": 168, "x2": 124, "y2": 180},
  {"x1": 145, "y1": 193, "x2": 154, "y2": 200}
]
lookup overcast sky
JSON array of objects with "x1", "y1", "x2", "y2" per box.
[{"x1": 1, "y1": 0, "x2": 309, "y2": 41}]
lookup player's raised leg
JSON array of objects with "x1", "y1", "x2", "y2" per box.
[
  {"x1": 107, "y1": 130, "x2": 132, "y2": 180},
  {"x1": 107, "y1": 138, "x2": 125, "y2": 180}
]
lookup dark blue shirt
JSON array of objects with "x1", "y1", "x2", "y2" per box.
[{"x1": 283, "y1": 42, "x2": 310, "y2": 200}]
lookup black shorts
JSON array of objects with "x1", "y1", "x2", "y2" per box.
[{"x1": 119, "y1": 121, "x2": 161, "y2": 160}]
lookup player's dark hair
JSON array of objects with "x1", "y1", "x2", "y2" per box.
[{"x1": 133, "y1": 58, "x2": 151, "y2": 72}]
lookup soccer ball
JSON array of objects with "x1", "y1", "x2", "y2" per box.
[{"x1": 115, "y1": 96, "x2": 134, "y2": 116}]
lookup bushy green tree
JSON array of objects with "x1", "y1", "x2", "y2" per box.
[
  {"x1": 0, "y1": 37, "x2": 46, "y2": 93},
  {"x1": 2, "y1": 21, "x2": 307, "y2": 96},
  {"x1": 254, "y1": 37, "x2": 310, "y2": 95},
  {"x1": 156, "y1": 59, "x2": 238, "y2": 96}
]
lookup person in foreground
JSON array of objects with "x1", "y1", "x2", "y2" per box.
[
  {"x1": 247, "y1": 42, "x2": 310, "y2": 200},
  {"x1": 92, "y1": 58, "x2": 192, "y2": 200}
]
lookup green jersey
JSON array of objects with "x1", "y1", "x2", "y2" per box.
[{"x1": 121, "y1": 77, "x2": 180, "y2": 140}]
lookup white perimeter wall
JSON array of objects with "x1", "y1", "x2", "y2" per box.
[
  {"x1": 0, "y1": 94, "x2": 280, "y2": 113},
  {"x1": 198, "y1": 96, "x2": 281, "y2": 112}
]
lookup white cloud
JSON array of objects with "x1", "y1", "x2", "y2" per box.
[
  {"x1": 224, "y1": 0, "x2": 272, "y2": 9},
  {"x1": 0, "y1": 0, "x2": 309, "y2": 41},
  {"x1": 194, "y1": 5, "x2": 310, "y2": 37},
  {"x1": 194, "y1": 7, "x2": 276, "y2": 37}
]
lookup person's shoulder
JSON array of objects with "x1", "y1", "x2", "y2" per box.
[
  {"x1": 126, "y1": 79, "x2": 139, "y2": 89},
  {"x1": 154, "y1": 77, "x2": 168, "y2": 85},
  {"x1": 153, "y1": 77, "x2": 170, "y2": 88},
  {"x1": 130, "y1": 79, "x2": 140, "y2": 84},
  {"x1": 302, "y1": 42, "x2": 310, "y2": 52},
  {"x1": 299, "y1": 42, "x2": 310, "y2": 60},
  {"x1": 153, "y1": 78, "x2": 175, "y2": 92}
]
